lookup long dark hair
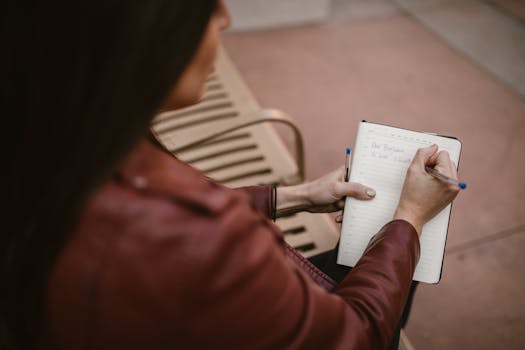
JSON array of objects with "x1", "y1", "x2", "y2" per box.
[{"x1": 1, "y1": 1, "x2": 217, "y2": 348}]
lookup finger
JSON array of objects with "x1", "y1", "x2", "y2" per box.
[
  {"x1": 335, "y1": 214, "x2": 343, "y2": 223},
  {"x1": 335, "y1": 181, "x2": 376, "y2": 200},
  {"x1": 434, "y1": 150, "x2": 456, "y2": 178},
  {"x1": 414, "y1": 144, "x2": 439, "y2": 167},
  {"x1": 428, "y1": 151, "x2": 440, "y2": 166},
  {"x1": 335, "y1": 199, "x2": 345, "y2": 210}
]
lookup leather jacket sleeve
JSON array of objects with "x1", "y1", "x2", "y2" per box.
[
  {"x1": 234, "y1": 185, "x2": 274, "y2": 220},
  {"x1": 231, "y1": 187, "x2": 420, "y2": 347}
]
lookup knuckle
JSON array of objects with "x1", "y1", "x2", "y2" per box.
[
  {"x1": 439, "y1": 150, "x2": 450, "y2": 159},
  {"x1": 333, "y1": 182, "x2": 346, "y2": 196}
]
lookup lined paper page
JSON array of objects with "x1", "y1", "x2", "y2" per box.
[{"x1": 337, "y1": 122, "x2": 461, "y2": 283}]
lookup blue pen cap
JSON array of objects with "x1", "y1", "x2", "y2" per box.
[
  {"x1": 459, "y1": 182, "x2": 467, "y2": 190},
  {"x1": 346, "y1": 147, "x2": 351, "y2": 155}
]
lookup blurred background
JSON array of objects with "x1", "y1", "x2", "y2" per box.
[{"x1": 222, "y1": 0, "x2": 525, "y2": 349}]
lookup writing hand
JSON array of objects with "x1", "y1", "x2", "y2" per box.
[{"x1": 394, "y1": 145, "x2": 460, "y2": 235}]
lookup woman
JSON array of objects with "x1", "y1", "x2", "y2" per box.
[{"x1": 2, "y1": 1, "x2": 460, "y2": 349}]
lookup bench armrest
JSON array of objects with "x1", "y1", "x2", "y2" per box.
[{"x1": 150, "y1": 108, "x2": 305, "y2": 185}]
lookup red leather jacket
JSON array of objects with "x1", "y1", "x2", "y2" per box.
[{"x1": 43, "y1": 140, "x2": 420, "y2": 350}]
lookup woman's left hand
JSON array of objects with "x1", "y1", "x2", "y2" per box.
[{"x1": 276, "y1": 166, "x2": 376, "y2": 218}]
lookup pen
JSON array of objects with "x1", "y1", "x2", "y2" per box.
[
  {"x1": 345, "y1": 147, "x2": 351, "y2": 182},
  {"x1": 425, "y1": 166, "x2": 467, "y2": 190}
]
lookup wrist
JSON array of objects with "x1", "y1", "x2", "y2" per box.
[
  {"x1": 276, "y1": 184, "x2": 310, "y2": 218},
  {"x1": 393, "y1": 207, "x2": 423, "y2": 236}
]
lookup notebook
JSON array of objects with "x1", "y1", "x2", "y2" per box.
[{"x1": 337, "y1": 121, "x2": 462, "y2": 284}]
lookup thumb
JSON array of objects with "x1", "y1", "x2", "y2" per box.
[{"x1": 335, "y1": 181, "x2": 376, "y2": 200}]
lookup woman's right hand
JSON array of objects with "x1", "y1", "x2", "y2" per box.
[{"x1": 394, "y1": 144, "x2": 460, "y2": 235}]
